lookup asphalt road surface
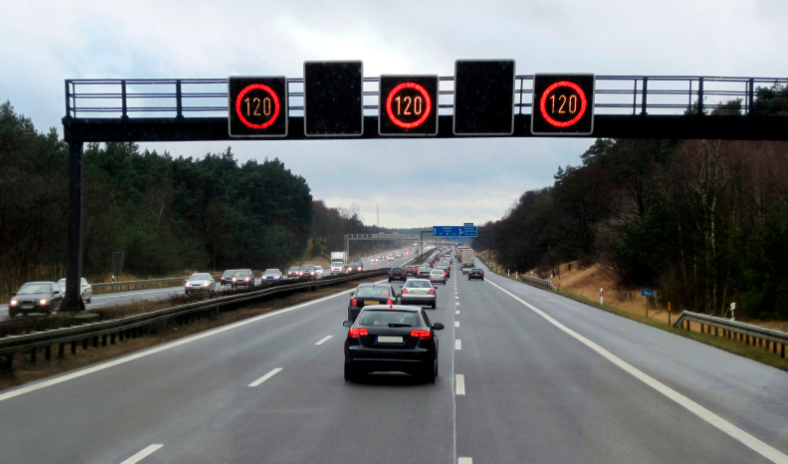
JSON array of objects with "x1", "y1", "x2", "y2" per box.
[
  {"x1": 0, "y1": 249, "x2": 413, "y2": 321},
  {"x1": 5, "y1": 250, "x2": 784, "y2": 463}
]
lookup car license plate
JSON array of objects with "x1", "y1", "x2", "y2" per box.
[
  {"x1": 377, "y1": 336, "x2": 403, "y2": 343},
  {"x1": 414, "y1": 291, "x2": 425, "y2": 295},
  {"x1": 21, "y1": 304, "x2": 33, "y2": 309},
  {"x1": 364, "y1": 300, "x2": 379, "y2": 305}
]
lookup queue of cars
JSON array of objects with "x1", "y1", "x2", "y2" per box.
[{"x1": 343, "y1": 247, "x2": 454, "y2": 383}]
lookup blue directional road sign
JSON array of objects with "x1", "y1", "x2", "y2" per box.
[
  {"x1": 433, "y1": 226, "x2": 478, "y2": 237},
  {"x1": 464, "y1": 223, "x2": 474, "y2": 226},
  {"x1": 641, "y1": 290, "x2": 654, "y2": 297}
]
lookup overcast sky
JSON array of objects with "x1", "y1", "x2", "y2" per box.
[{"x1": 2, "y1": 0, "x2": 786, "y2": 228}]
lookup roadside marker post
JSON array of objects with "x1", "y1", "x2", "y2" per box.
[{"x1": 600, "y1": 287, "x2": 603, "y2": 305}]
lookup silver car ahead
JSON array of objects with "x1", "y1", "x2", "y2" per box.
[
  {"x1": 399, "y1": 278, "x2": 437, "y2": 309},
  {"x1": 56, "y1": 277, "x2": 93, "y2": 303},
  {"x1": 185, "y1": 273, "x2": 215, "y2": 294},
  {"x1": 429, "y1": 269, "x2": 447, "y2": 285}
]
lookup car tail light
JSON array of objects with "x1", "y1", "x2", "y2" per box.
[
  {"x1": 429, "y1": 289, "x2": 435, "y2": 295},
  {"x1": 402, "y1": 288, "x2": 408, "y2": 294},
  {"x1": 411, "y1": 329, "x2": 431, "y2": 340},
  {"x1": 387, "y1": 299, "x2": 393, "y2": 305},
  {"x1": 348, "y1": 328, "x2": 368, "y2": 338},
  {"x1": 351, "y1": 298, "x2": 357, "y2": 306},
  {"x1": 38, "y1": 299, "x2": 48, "y2": 305}
]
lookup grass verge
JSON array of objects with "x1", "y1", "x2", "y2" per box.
[{"x1": 0, "y1": 275, "x2": 383, "y2": 392}]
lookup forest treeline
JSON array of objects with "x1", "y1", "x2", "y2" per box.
[
  {"x1": 473, "y1": 85, "x2": 788, "y2": 320},
  {"x1": 0, "y1": 102, "x2": 389, "y2": 298}
]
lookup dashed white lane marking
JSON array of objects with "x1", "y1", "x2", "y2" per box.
[
  {"x1": 455, "y1": 374, "x2": 466, "y2": 395},
  {"x1": 315, "y1": 335, "x2": 333, "y2": 345},
  {"x1": 455, "y1": 321, "x2": 460, "y2": 327},
  {"x1": 455, "y1": 339, "x2": 462, "y2": 350},
  {"x1": 120, "y1": 444, "x2": 163, "y2": 464},
  {"x1": 248, "y1": 368, "x2": 283, "y2": 387},
  {"x1": 456, "y1": 310, "x2": 460, "y2": 314},
  {"x1": 486, "y1": 279, "x2": 788, "y2": 464},
  {"x1": 458, "y1": 458, "x2": 473, "y2": 464}
]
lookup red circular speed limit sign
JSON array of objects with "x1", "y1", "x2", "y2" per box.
[
  {"x1": 539, "y1": 81, "x2": 588, "y2": 128},
  {"x1": 385, "y1": 82, "x2": 432, "y2": 129},
  {"x1": 234, "y1": 83, "x2": 281, "y2": 129}
]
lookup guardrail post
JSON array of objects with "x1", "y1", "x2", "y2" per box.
[
  {"x1": 5, "y1": 353, "x2": 13, "y2": 370},
  {"x1": 111, "y1": 333, "x2": 116, "y2": 344},
  {"x1": 782, "y1": 344, "x2": 785, "y2": 358},
  {"x1": 92, "y1": 336, "x2": 99, "y2": 348},
  {"x1": 58, "y1": 343, "x2": 65, "y2": 358},
  {"x1": 119, "y1": 330, "x2": 124, "y2": 341},
  {"x1": 83, "y1": 338, "x2": 88, "y2": 349},
  {"x1": 71, "y1": 341, "x2": 77, "y2": 354},
  {"x1": 45, "y1": 346, "x2": 51, "y2": 361},
  {"x1": 30, "y1": 348, "x2": 37, "y2": 364},
  {"x1": 102, "y1": 334, "x2": 107, "y2": 347}
]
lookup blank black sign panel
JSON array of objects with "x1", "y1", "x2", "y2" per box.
[
  {"x1": 531, "y1": 74, "x2": 595, "y2": 136},
  {"x1": 228, "y1": 77, "x2": 288, "y2": 138},
  {"x1": 453, "y1": 60, "x2": 516, "y2": 135},
  {"x1": 378, "y1": 75, "x2": 439, "y2": 136},
  {"x1": 304, "y1": 61, "x2": 364, "y2": 136}
]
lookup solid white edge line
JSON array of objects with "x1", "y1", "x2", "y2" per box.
[
  {"x1": 485, "y1": 278, "x2": 788, "y2": 464},
  {"x1": 119, "y1": 444, "x2": 163, "y2": 464},
  {"x1": 455, "y1": 374, "x2": 466, "y2": 395},
  {"x1": 248, "y1": 367, "x2": 283, "y2": 387},
  {"x1": 455, "y1": 339, "x2": 462, "y2": 350},
  {"x1": 315, "y1": 335, "x2": 333, "y2": 345},
  {"x1": 458, "y1": 458, "x2": 473, "y2": 464},
  {"x1": 0, "y1": 285, "x2": 355, "y2": 403}
]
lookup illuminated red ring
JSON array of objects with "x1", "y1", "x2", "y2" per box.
[
  {"x1": 235, "y1": 84, "x2": 280, "y2": 129},
  {"x1": 386, "y1": 82, "x2": 432, "y2": 129},
  {"x1": 539, "y1": 81, "x2": 587, "y2": 128}
]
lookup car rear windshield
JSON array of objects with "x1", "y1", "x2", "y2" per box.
[
  {"x1": 359, "y1": 310, "x2": 420, "y2": 327},
  {"x1": 189, "y1": 274, "x2": 211, "y2": 280},
  {"x1": 264, "y1": 270, "x2": 280, "y2": 275},
  {"x1": 391, "y1": 268, "x2": 403, "y2": 272},
  {"x1": 289, "y1": 267, "x2": 300, "y2": 271},
  {"x1": 350, "y1": 262, "x2": 361, "y2": 266},
  {"x1": 301, "y1": 265, "x2": 315, "y2": 270},
  {"x1": 405, "y1": 280, "x2": 433, "y2": 288},
  {"x1": 222, "y1": 270, "x2": 236, "y2": 277},
  {"x1": 234, "y1": 270, "x2": 252, "y2": 276},
  {"x1": 355, "y1": 286, "x2": 392, "y2": 298},
  {"x1": 17, "y1": 283, "x2": 51, "y2": 295}
]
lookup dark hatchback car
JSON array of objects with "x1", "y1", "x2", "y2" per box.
[
  {"x1": 343, "y1": 306, "x2": 444, "y2": 383},
  {"x1": 468, "y1": 268, "x2": 485, "y2": 281},
  {"x1": 231, "y1": 269, "x2": 255, "y2": 288},
  {"x1": 388, "y1": 267, "x2": 407, "y2": 282},
  {"x1": 8, "y1": 282, "x2": 64, "y2": 317},
  {"x1": 416, "y1": 267, "x2": 432, "y2": 278},
  {"x1": 404, "y1": 266, "x2": 418, "y2": 277},
  {"x1": 347, "y1": 283, "x2": 399, "y2": 322},
  {"x1": 220, "y1": 269, "x2": 237, "y2": 286}
]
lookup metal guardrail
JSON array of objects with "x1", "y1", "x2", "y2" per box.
[
  {"x1": 0, "y1": 250, "x2": 431, "y2": 369},
  {"x1": 673, "y1": 311, "x2": 787, "y2": 358},
  {"x1": 520, "y1": 275, "x2": 557, "y2": 291},
  {"x1": 92, "y1": 277, "x2": 211, "y2": 294},
  {"x1": 0, "y1": 269, "x2": 385, "y2": 368}
]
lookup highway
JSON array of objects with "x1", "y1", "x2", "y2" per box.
[
  {"x1": 0, "y1": 249, "x2": 412, "y2": 321},
  {"x1": 3, "y1": 251, "x2": 786, "y2": 463}
]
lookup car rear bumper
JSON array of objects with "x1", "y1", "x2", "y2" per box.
[
  {"x1": 400, "y1": 296, "x2": 435, "y2": 305},
  {"x1": 345, "y1": 346, "x2": 432, "y2": 373}
]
